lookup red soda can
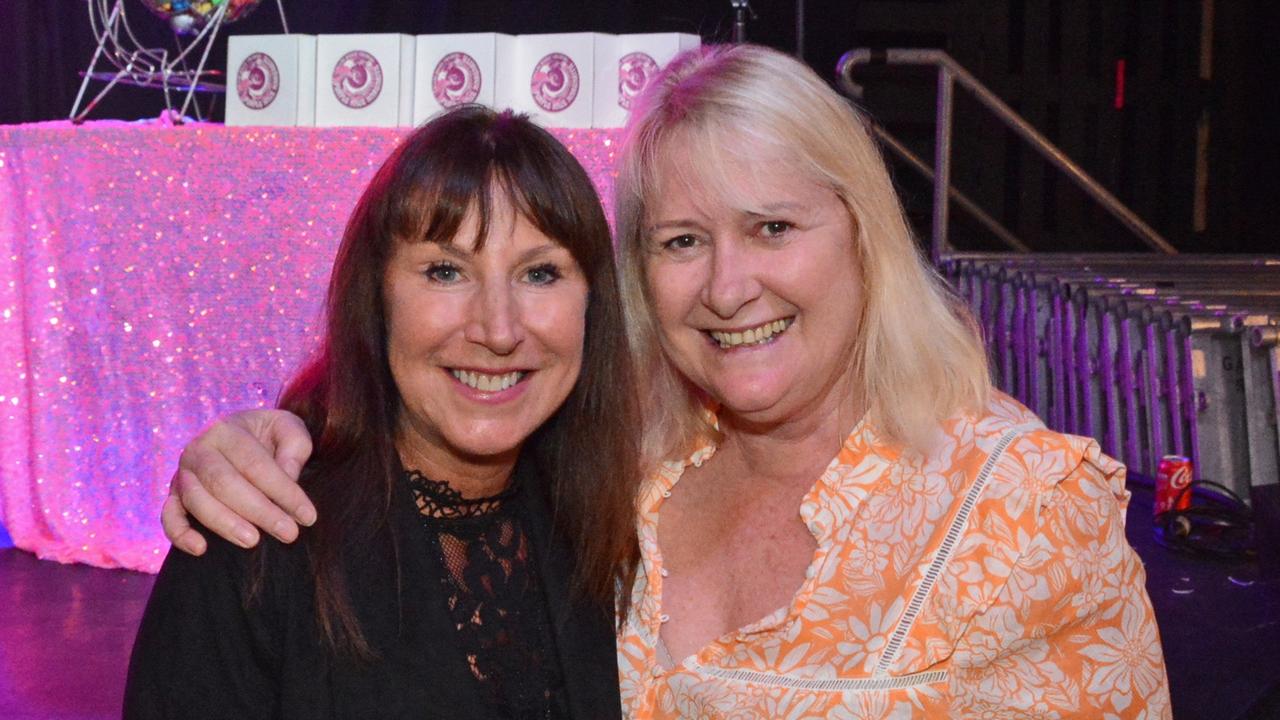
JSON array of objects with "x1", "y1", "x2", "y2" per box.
[{"x1": 1154, "y1": 455, "x2": 1194, "y2": 516}]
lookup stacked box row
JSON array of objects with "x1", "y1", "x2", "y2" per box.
[{"x1": 225, "y1": 32, "x2": 699, "y2": 128}]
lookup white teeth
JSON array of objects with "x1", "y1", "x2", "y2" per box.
[
  {"x1": 451, "y1": 369, "x2": 524, "y2": 391},
  {"x1": 709, "y1": 318, "x2": 794, "y2": 349}
]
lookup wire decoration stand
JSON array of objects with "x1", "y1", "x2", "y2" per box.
[{"x1": 69, "y1": 0, "x2": 288, "y2": 124}]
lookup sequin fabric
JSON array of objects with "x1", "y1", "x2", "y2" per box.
[{"x1": 0, "y1": 120, "x2": 623, "y2": 572}]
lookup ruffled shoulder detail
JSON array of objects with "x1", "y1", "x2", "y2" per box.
[
  {"x1": 887, "y1": 395, "x2": 1125, "y2": 675},
  {"x1": 940, "y1": 429, "x2": 1167, "y2": 717}
]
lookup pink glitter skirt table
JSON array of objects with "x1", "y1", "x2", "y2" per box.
[{"x1": 0, "y1": 121, "x2": 623, "y2": 572}]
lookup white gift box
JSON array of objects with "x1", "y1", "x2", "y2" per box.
[
  {"x1": 593, "y1": 33, "x2": 700, "y2": 128},
  {"x1": 504, "y1": 33, "x2": 603, "y2": 128},
  {"x1": 314, "y1": 34, "x2": 416, "y2": 127},
  {"x1": 225, "y1": 34, "x2": 317, "y2": 127},
  {"x1": 413, "y1": 33, "x2": 516, "y2": 125}
]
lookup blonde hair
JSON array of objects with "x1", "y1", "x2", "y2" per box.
[{"x1": 615, "y1": 44, "x2": 991, "y2": 462}]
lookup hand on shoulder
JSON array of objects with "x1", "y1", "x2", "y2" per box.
[{"x1": 163, "y1": 409, "x2": 316, "y2": 556}]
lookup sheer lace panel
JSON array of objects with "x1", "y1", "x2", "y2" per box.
[{"x1": 406, "y1": 470, "x2": 567, "y2": 720}]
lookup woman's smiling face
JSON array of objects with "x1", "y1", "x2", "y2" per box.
[
  {"x1": 384, "y1": 192, "x2": 589, "y2": 467},
  {"x1": 642, "y1": 140, "x2": 865, "y2": 428}
]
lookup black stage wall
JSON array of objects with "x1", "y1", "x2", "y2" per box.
[{"x1": 2, "y1": 0, "x2": 1275, "y2": 254}]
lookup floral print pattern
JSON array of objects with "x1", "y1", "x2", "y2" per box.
[{"x1": 618, "y1": 393, "x2": 1170, "y2": 718}]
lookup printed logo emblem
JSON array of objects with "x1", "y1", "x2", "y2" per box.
[
  {"x1": 236, "y1": 52, "x2": 279, "y2": 110},
  {"x1": 432, "y1": 52, "x2": 482, "y2": 108},
  {"x1": 530, "y1": 52, "x2": 579, "y2": 112},
  {"x1": 331, "y1": 50, "x2": 383, "y2": 109},
  {"x1": 618, "y1": 52, "x2": 658, "y2": 110}
]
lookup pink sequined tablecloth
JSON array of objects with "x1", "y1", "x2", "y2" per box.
[{"x1": 0, "y1": 121, "x2": 623, "y2": 572}]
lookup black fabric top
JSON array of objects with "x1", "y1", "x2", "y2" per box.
[
  {"x1": 406, "y1": 469, "x2": 566, "y2": 718},
  {"x1": 123, "y1": 459, "x2": 621, "y2": 720}
]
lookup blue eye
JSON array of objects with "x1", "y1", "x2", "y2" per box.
[
  {"x1": 424, "y1": 262, "x2": 462, "y2": 283},
  {"x1": 525, "y1": 263, "x2": 562, "y2": 285}
]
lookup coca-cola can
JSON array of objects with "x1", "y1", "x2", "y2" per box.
[{"x1": 1154, "y1": 455, "x2": 1194, "y2": 516}]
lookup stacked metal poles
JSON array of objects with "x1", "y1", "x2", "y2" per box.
[{"x1": 942, "y1": 254, "x2": 1280, "y2": 502}]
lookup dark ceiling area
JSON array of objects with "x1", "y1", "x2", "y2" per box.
[{"x1": 2, "y1": 0, "x2": 1275, "y2": 253}]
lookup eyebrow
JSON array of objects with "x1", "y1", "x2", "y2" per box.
[
  {"x1": 746, "y1": 201, "x2": 805, "y2": 215},
  {"x1": 646, "y1": 202, "x2": 808, "y2": 234},
  {"x1": 426, "y1": 239, "x2": 566, "y2": 264},
  {"x1": 429, "y1": 241, "x2": 473, "y2": 260},
  {"x1": 515, "y1": 242, "x2": 568, "y2": 264},
  {"x1": 646, "y1": 219, "x2": 700, "y2": 234}
]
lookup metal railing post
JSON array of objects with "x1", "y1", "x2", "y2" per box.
[
  {"x1": 731, "y1": 0, "x2": 752, "y2": 43},
  {"x1": 932, "y1": 66, "x2": 955, "y2": 265},
  {"x1": 69, "y1": 0, "x2": 122, "y2": 122},
  {"x1": 836, "y1": 48, "x2": 1179, "y2": 256}
]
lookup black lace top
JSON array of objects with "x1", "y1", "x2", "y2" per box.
[
  {"x1": 125, "y1": 460, "x2": 622, "y2": 720},
  {"x1": 406, "y1": 469, "x2": 569, "y2": 720}
]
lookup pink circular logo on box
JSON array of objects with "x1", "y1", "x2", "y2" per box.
[
  {"x1": 236, "y1": 52, "x2": 279, "y2": 110},
  {"x1": 332, "y1": 50, "x2": 383, "y2": 109},
  {"x1": 530, "y1": 52, "x2": 579, "y2": 112},
  {"x1": 618, "y1": 52, "x2": 658, "y2": 110},
  {"x1": 432, "y1": 52, "x2": 482, "y2": 108}
]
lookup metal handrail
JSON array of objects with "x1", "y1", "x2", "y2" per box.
[
  {"x1": 868, "y1": 123, "x2": 1030, "y2": 252},
  {"x1": 837, "y1": 48, "x2": 1178, "y2": 261}
]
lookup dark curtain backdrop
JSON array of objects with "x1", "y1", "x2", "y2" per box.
[
  {"x1": 1, "y1": 1, "x2": 1275, "y2": 253},
  {"x1": 0, "y1": 0, "x2": 844, "y2": 125}
]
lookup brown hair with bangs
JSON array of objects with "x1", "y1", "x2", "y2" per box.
[{"x1": 273, "y1": 106, "x2": 641, "y2": 656}]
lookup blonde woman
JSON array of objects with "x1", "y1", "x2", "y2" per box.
[{"x1": 163, "y1": 45, "x2": 1170, "y2": 718}]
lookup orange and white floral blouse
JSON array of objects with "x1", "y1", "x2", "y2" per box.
[{"x1": 618, "y1": 393, "x2": 1171, "y2": 718}]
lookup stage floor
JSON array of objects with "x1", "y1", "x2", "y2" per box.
[
  {"x1": 0, "y1": 547, "x2": 152, "y2": 720},
  {"x1": 1, "y1": 480, "x2": 1278, "y2": 719}
]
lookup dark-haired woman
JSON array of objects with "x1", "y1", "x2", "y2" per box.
[{"x1": 123, "y1": 106, "x2": 641, "y2": 719}]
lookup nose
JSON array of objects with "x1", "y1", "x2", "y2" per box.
[
  {"x1": 703, "y1": 237, "x2": 763, "y2": 319},
  {"x1": 463, "y1": 279, "x2": 524, "y2": 355}
]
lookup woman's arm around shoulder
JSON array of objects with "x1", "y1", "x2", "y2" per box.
[
  {"x1": 950, "y1": 430, "x2": 1172, "y2": 719},
  {"x1": 164, "y1": 409, "x2": 316, "y2": 556}
]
